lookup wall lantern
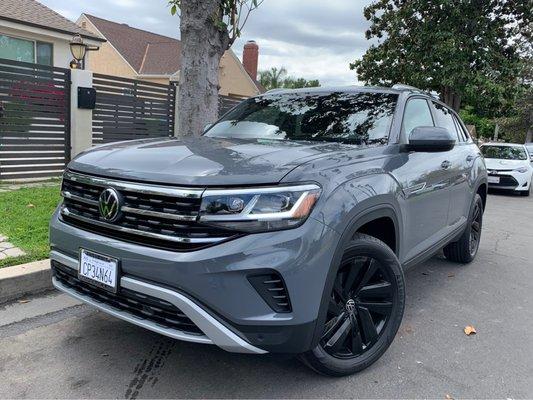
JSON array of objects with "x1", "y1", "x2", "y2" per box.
[{"x1": 69, "y1": 35, "x2": 100, "y2": 69}]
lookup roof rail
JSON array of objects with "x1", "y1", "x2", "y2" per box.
[
  {"x1": 391, "y1": 84, "x2": 424, "y2": 92},
  {"x1": 265, "y1": 88, "x2": 287, "y2": 94},
  {"x1": 391, "y1": 84, "x2": 439, "y2": 99}
]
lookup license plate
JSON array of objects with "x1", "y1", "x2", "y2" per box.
[
  {"x1": 488, "y1": 176, "x2": 500, "y2": 184},
  {"x1": 79, "y1": 249, "x2": 119, "y2": 292}
]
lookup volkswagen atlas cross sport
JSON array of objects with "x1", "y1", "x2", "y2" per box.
[
  {"x1": 480, "y1": 143, "x2": 533, "y2": 196},
  {"x1": 50, "y1": 85, "x2": 488, "y2": 376}
]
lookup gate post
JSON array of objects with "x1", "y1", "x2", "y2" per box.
[
  {"x1": 70, "y1": 69, "x2": 93, "y2": 158},
  {"x1": 173, "y1": 84, "x2": 180, "y2": 137}
]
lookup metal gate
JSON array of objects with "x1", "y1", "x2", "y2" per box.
[
  {"x1": 219, "y1": 94, "x2": 246, "y2": 115},
  {"x1": 92, "y1": 74, "x2": 176, "y2": 144},
  {"x1": 0, "y1": 58, "x2": 71, "y2": 181}
]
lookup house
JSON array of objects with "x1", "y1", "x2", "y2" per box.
[
  {"x1": 77, "y1": 14, "x2": 262, "y2": 97},
  {"x1": 0, "y1": 0, "x2": 104, "y2": 68}
]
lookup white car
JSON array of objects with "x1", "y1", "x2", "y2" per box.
[{"x1": 481, "y1": 143, "x2": 533, "y2": 196}]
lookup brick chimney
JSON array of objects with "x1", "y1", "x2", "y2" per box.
[{"x1": 242, "y1": 40, "x2": 259, "y2": 81}]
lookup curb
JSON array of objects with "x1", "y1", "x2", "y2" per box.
[{"x1": 0, "y1": 259, "x2": 53, "y2": 304}]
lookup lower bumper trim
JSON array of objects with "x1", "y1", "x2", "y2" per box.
[{"x1": 50, "y1": 251, "x2": 267, "y2": 355}]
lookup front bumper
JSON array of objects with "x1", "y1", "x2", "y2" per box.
[
  {"x1": 51, "y1": 251, "x2": 265, "y2": 354},
  {"x1": 50, "y1": 208, "x2": 339, "y2": 353},
  {"x1": 488, "y1": 170, "x2": 532, "y2": 191}
]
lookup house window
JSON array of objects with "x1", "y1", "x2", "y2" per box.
[
  {"x1": 0, "y1": 35, "x2": 53, "y2": 66},
  {"x1": 36, "y1": 42, "x2": 53, "y2": 65}
]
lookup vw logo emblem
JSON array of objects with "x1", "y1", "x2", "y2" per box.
[
  {"x1": 98, "y1": 188, "x2": 121, "y2": 222},
  {"x1": 346, "y1": 299, "x2": 356, "y2": 314}
]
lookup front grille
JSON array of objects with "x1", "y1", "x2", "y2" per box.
[
  {"x1": 52, "y1": 260, "x2": 204, "y2": 335},
  {"x1": 60, "y1": 171, "x2": 238, "y2": 251},
  {"x1": 488, "y1": 174, "x2": 518, "y2": 188},
  {"x1": 248, "y1": 272, "x2": 292, "y2": 313}
]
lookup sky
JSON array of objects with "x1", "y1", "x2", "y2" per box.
[{"x1": 39, "y1": 0, "x2": 374, "y2": 86}]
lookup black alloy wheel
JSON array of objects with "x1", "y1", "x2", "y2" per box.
[
  {"x1": 301, "y1": 233, "x2": 405, "y2": 376},
  {"x1": 321, "y1": 255, "x2": 394, "y2": 358},
  {"x1": 443, "y1": 193, "x2": 484, "y2": 264},
  {"x1": 469, "y1": 200, "x2": 482, "y2": 257}
]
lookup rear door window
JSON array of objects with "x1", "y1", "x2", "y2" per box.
[{"x1": 402, "y1": 98, "x2": 434, "y2": 136}]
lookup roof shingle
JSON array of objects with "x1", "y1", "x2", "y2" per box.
[
  {"x1": 0, "y1": 0, "x2": 103, "y2": 41},
  {"x1": 84, "y1": 14, "x2": 181, "y2": 75}
]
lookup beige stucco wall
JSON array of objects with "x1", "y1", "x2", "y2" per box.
[
  {"x1": 140, "y1": 77, "x2": 171, "y2": 85},
  {"x1": 219, "y1": 50, "x2": 260, "y2": 97},
  {"x1": 78, "y1": 15, "x2": 137, "y2": 79}
]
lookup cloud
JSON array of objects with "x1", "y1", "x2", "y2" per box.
[{"x1": 39, "y1": 0, "x2": 373, "y2": 85}]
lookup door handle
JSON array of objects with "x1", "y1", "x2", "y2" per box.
[
  {"x1": 466, "y1": 155, "x2": 474, "y2": 162},
  {"x1": 441, "y1": 160, "x2": 451, "y2": 170}
]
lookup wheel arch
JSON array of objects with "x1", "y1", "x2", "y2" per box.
[
  {"x1": 476, "y1": 181, "x2": 488, "y2": 210},
  {"x1": 309, "y1": 204, "x2": 401, "y2": 349}
]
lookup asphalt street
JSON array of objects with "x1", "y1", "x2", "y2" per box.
[{"x1": 0, "y1": 192, "x2": 532, "y2": 399}]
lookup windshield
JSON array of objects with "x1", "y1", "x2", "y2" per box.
[
  {"x1": 481, "y1": 145, "x2": 528, "y2": 160},
  {"x1": 205, "y1": 92, "x2": 398, "y2": 145}
]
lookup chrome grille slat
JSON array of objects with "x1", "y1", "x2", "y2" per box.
[
  {"x1": 63, "y1": 170, "x2": 204, "y2": 198},
  {"x1": 60, "y1": 171, "x2": 237, "y2": 251},
  {"x1": 61, "y1": 191, "x2": 99, "y2": 206},
  {"x1": 121, "y1": 206, "x2": 198, "y2": 222},
  {"x1": 61, "y1": 207, "x2": 225, "y2": 244}
]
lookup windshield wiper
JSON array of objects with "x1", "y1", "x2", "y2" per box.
[{"x1": 290, "y1": 136, "x2": 363, "y2": 145}]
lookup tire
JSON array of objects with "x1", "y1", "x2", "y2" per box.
[
  {"x1": 300, "y1": 233, "x2": 405, "y2": 377},
  {"x1": 443, "y1": 194, "x2": 483, "y2": 263}
]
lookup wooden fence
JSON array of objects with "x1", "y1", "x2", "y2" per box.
[
  {"x1": 0, "y1": 62, "x2": 251, "y2": 181},
  {"x1": 0, "y1": 58, "x2": 71, "y2": 181},
  {"x1": 92, "y1": 73, "x2": 176, "y2": 144},
  {"x1": 219, "y1": 95, "x2": 246, "y2": 116}
]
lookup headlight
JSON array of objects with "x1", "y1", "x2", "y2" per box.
[
  {"x1": 515, "y1": 167, "x2": 529, "y2": 173},
  {"x1": 199, "y1": 184, "x2": 321, "y2": 232}
]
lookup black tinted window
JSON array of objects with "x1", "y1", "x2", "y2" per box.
[
  {"x1": 206, "y1": 92, "x2": 398, "y2": 145},
  {"x1": 433, "y1": 102, "x2": 460, "y2": 139},
  {"x1": 402, "y1": 98, "x2": 433, "y2": 135}
]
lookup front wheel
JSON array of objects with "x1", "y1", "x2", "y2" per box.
[{"x1": 300, "y1": 233, "x2": 405, "y2": 376}]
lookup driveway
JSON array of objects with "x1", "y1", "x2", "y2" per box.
[{"x1": 1, "y1": 192, "x2": 532, "y2": 399}]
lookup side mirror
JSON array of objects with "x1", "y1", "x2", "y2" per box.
[
  {"x1": 203, "y1": 123, "x2": 213, "y2": 133},
  {"x1": 408, "y1": 126, "x2": 456, "y2": 152}
]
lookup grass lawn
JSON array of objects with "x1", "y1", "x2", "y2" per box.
[{"x1": 0, "y1": 185, "x2": 61, "y2": 268}]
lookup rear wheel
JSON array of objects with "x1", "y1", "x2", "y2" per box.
[
  {"x1": 300, "y1": 233, "x2": 405, "y2": 376},
  {"x1": 443, "y1": 194, "x2": 483, "y2": 263}
]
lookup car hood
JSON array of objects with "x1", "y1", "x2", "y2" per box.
[
  {"x1": 69, "y1": 136, "x2": 353, "y2": 186},
  {"x1": 484, "y1": 158, "x2": 529, "y2": 171}
]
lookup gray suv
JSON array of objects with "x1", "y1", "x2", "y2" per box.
[{"x1": 50, "y1": 85, "x2": 488, "y2": 376}]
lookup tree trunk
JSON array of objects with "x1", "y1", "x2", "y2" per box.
[
  {"x1": 526, "y1": 108, "x2": 533, "y2": 143},
  {"x1": 178, "y1": 0, "x2": 229, "y2": 136},
  {"x1": 441, "y1": 86, "x2": 461, "y2": 112},
  {"x1": 526, "y1": 126, "x2": 533, "y2": 143}
]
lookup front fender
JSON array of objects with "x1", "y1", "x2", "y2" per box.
[{"x1": 314, "y1": 172, "x2": 404, "y2": 244}]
